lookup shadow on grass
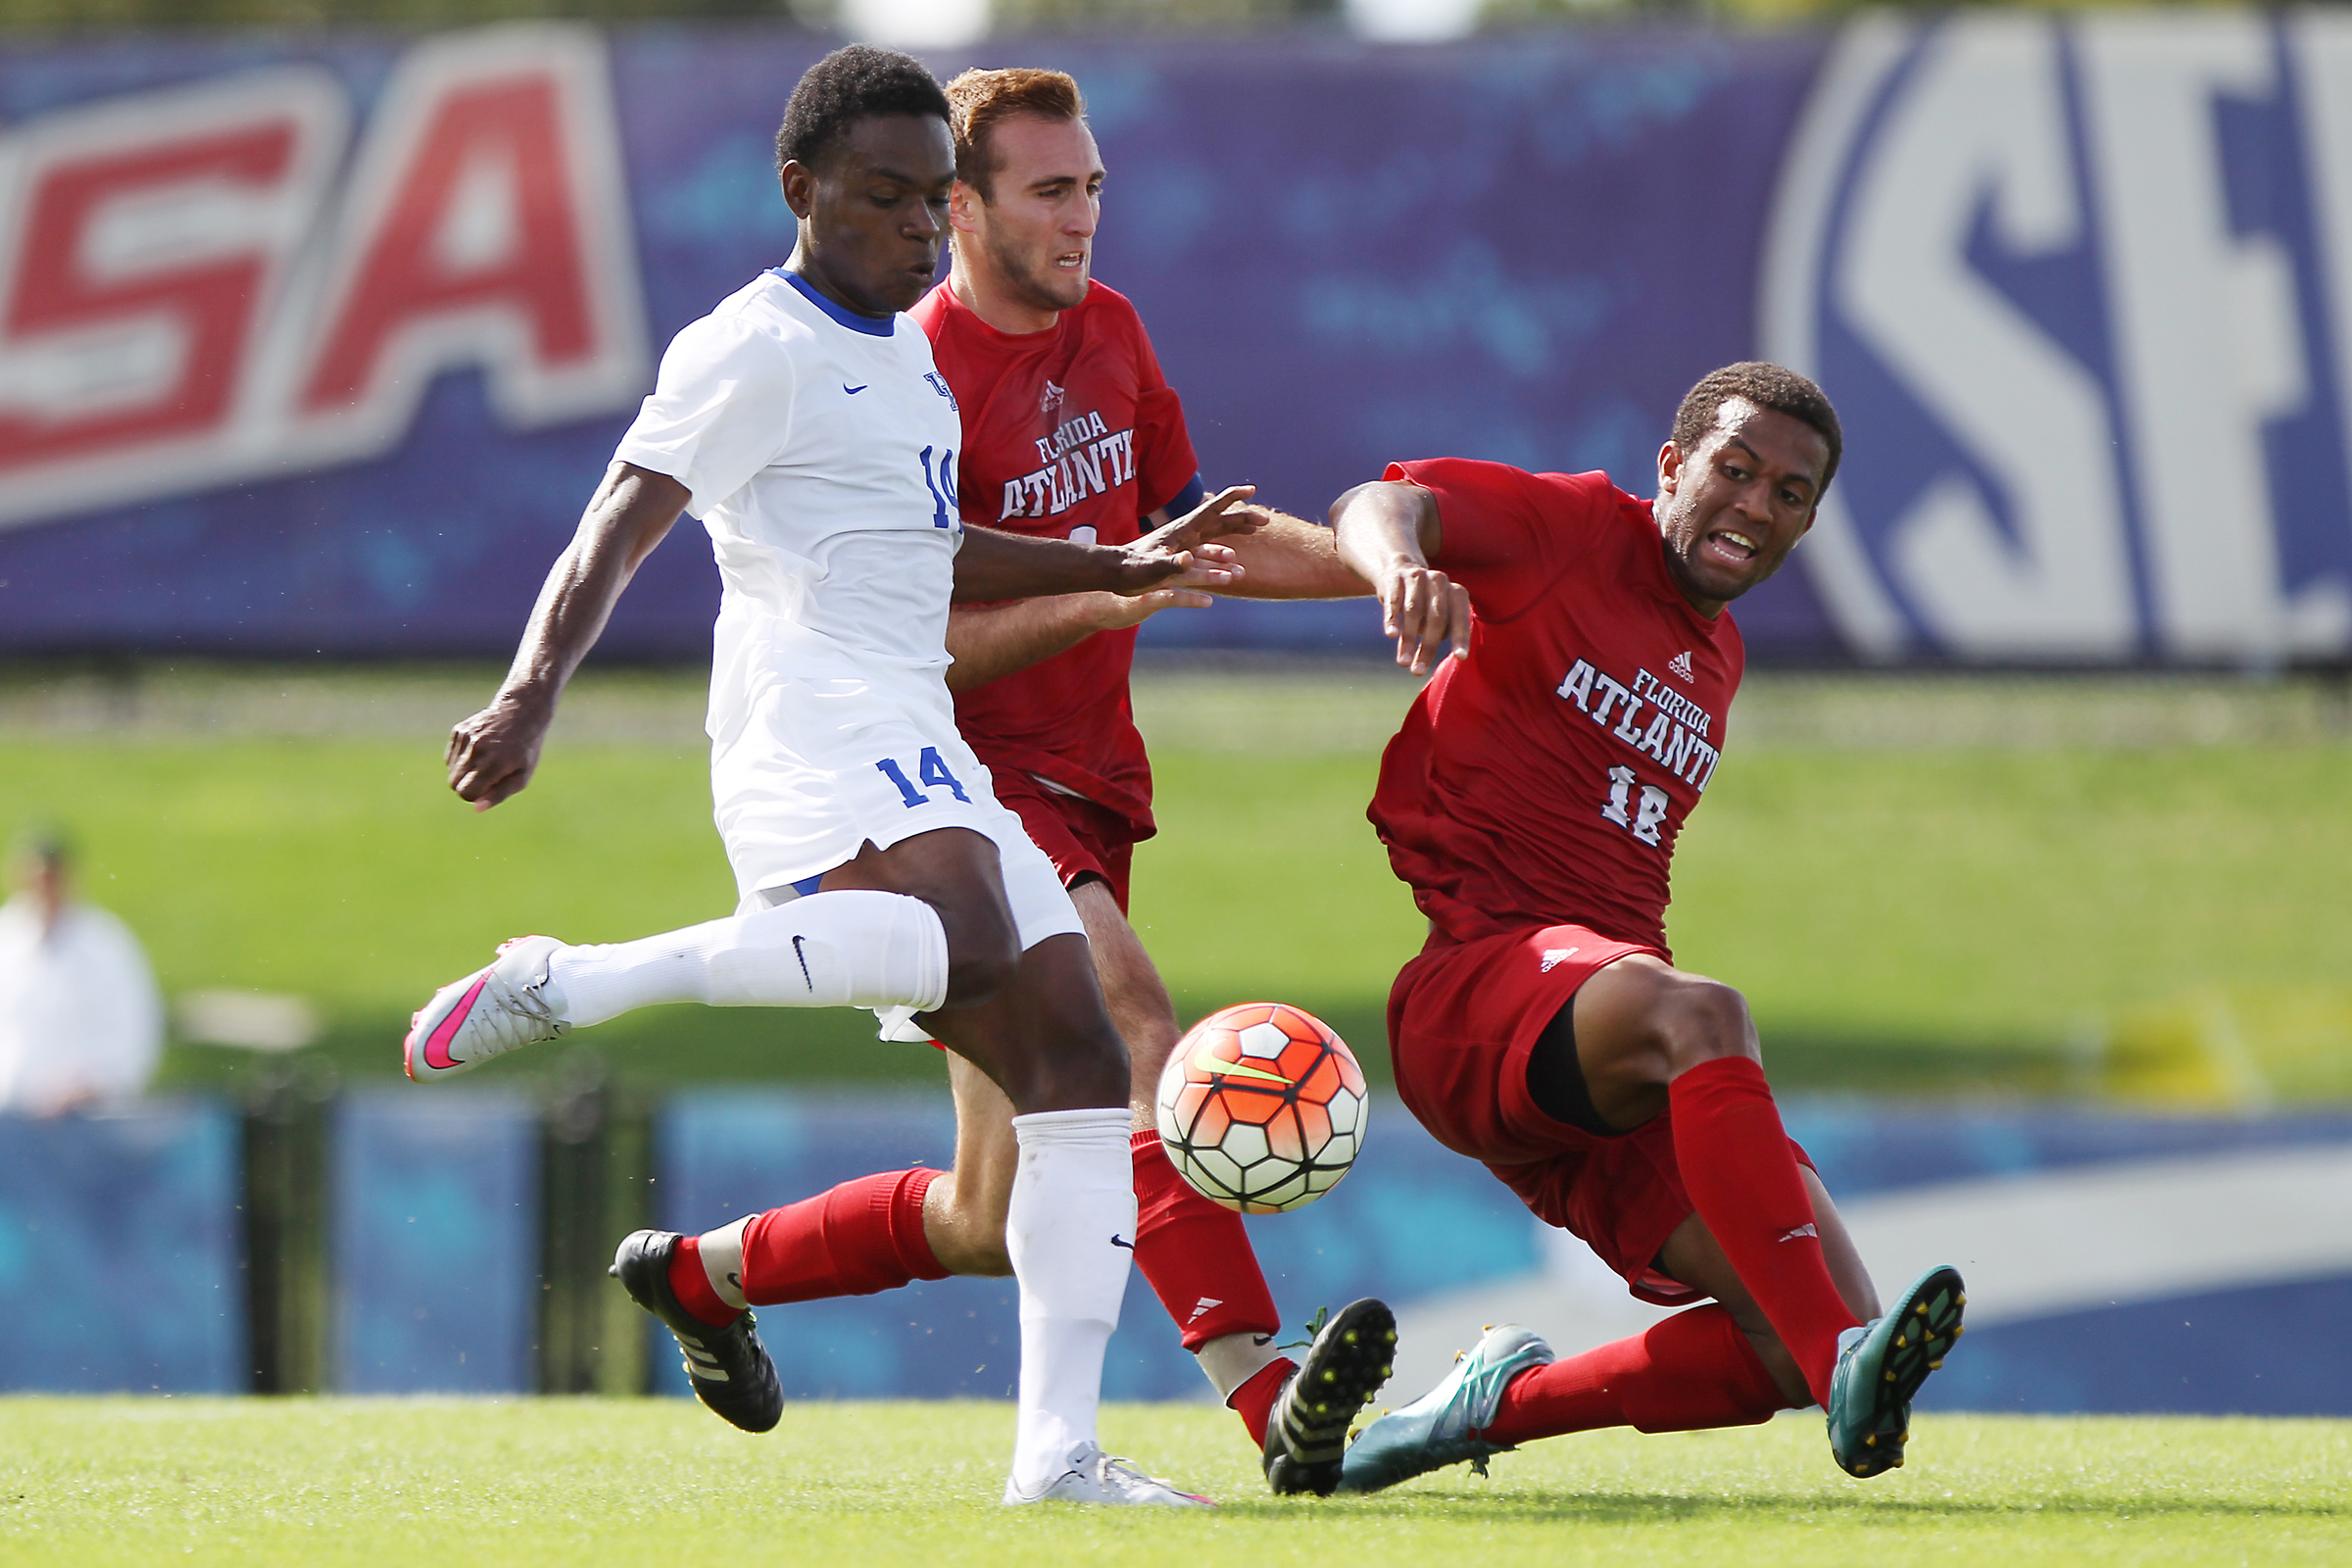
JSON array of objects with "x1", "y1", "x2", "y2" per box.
[{"x1": 1208, "y1": 1487, "x2": 2345, "y2": 1524}]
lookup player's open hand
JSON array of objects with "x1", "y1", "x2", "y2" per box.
[
  {"x1": 445, "y1": 694, "x2": 555, "y2": 811},
  {"x1": 1141, "y1": 484, "x2": 1270, "y2": 559},
  {"x1": 1106, "y1": 502, "x2": 1250, "y2": 599},
  {"x1": 1380, "y1": 564, "x2": 1471, "y2": 675},
  {"x1": 1088, "y1": 586, "x2": 1215, "y2": 630}
]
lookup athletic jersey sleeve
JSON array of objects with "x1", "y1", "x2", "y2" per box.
[
  {"x1": 1385, "y1": 458, "x2": 1609, "y2": 621},
  {"x1": 1129, "y1": 312, "x2": 1200, "y2": 517},
  {"x1": 614, "y1": 315, "x2": 800, "y2": 519}
]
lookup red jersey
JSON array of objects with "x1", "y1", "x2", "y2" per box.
[
  {"x1": 1367, "y1": 460, "x2": 1744, "y2": 955},
  {"x1": 910, "y1": 280, "x2": 1199, "y2": 836}
]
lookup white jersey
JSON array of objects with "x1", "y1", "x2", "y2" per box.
[{"x1": 613, "y1": 269, "x2": 965, "y2": 742}]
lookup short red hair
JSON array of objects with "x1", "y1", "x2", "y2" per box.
[{"x1": 945, "y1": 67, "x2": 1086, "y2": 199}]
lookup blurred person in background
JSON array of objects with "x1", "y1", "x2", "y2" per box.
[{"x1": 0, "y1": 829, "x2": 163, "y2": 1116}]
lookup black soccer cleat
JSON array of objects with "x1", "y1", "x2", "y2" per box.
[
  {"x1": 1262, "y1": 1298, "x2": 1397, "y2": 1496},
  {"x1": 611, "y1": 1228, "x2": 783, "y2": 1434}
]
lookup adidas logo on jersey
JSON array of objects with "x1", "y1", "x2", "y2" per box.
[
  {"x1": 1667, "y1": 650, "x2": 1696, "y2": 683},
  {"x1": 1540, "y1": 947, "x2": 1580, "y2": 972},
  {"x1": 1040, "y1": 378, "x2": 1065, "y2": 415}
]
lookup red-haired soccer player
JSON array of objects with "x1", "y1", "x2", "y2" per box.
[
  {"x1": 1329, "y1": 366, "x2": 1966, "y2": 1489},
  {"x1": 662, "y1": 67, "x2": 1392, "y2": 1497}
]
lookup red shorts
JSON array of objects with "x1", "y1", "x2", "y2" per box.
[
  {"x1": 985, "y1": 770, "x2": 1138, "y2": 912},
  {"x1": 1387, "y1": 923, "x2": 1812, "y2": 1307}
]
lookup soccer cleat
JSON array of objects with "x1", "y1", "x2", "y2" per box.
[
  {"x1": 1335, "y1": 1323, "x2": 1554, "y2": 1494},
  {"x1": 1825, "y1": 1263, "x2": 1967, "y2": 1479},
  {"x1": 610, "y1": 1229, "x2": 783, "y2": 1434},
  {"x1": 404, "y1": 935, "x2": 568, "y2": 1082},
  {"x1": 1262, "y1": 1298, "x2": 1397, "y2": 1496},
  {"x1": 1003, "y1": 1443, "x2": 1212, "y2": 1506}
]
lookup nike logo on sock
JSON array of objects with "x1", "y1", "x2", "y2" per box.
[
  {"x1": 1110, "y1": 1235, "x2": 1134, "y2": 1250},
  {"x1": 1251, "y1": 1335, "x2": 1275, "y2": 1348},
  {"x1": 792, "y1": 934, "x2": 813, "y2": 991}
]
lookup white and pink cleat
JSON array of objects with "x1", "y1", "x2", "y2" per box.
[{"x1": 404, "y1": 935, "x2": 570, "y2": 1082}]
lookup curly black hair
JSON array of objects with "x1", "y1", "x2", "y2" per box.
[
  {"x1": 1670, "y1": 363, "x2": 1843, "y2": 494},
  {"x1": 774, "y1": 45, "x2": 952, "y2": 175}
]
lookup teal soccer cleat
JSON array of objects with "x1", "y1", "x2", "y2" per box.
[
  {"x1": 1335, "y1": 1324, "x2": 1554, "y2": 1494},
  {"x1": 1825, "y1": 1264, "x2": 1967, "y2": 1478}
]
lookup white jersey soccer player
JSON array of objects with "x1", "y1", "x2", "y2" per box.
[
  {"x1": 404, "y1": 48, "x2": 1256, "y2": 1507},
  {"x1": 610, "y1": 263, "x2": 1073, "y2": 952}
]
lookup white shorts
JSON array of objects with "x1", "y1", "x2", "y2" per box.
[{"x1": 710, "y1": 650, "x2": 1083, "y2": 957}]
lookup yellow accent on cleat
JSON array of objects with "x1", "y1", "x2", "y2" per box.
[
  {"x1": 1956, "y1": 1294, "x2": 1967, "y2": 1306},
  {"x1": 1884, "y1": 1371, "x2": 1897, "y2": 1382},
  {"x1": 1895, "y1": 1335, "x2": 1908, "y2": 1348},
  {"x1": 1864, "y1": 1434, "x2": 1877, "y2": 1446},
  {"x1": 1929, "y1": 1359, "x2": 1942, "y2": 1369}
]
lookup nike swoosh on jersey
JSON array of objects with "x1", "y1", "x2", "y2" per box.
[
  {"x1": 1195, "y1": 1045, "x2": 1290, "y2": 1087},
  {"x1": 843, "y1": 383, "x2": 868, "y2": 394}
]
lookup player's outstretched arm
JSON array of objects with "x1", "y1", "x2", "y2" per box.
[
  {"x1": 445, "y1": 463, "x2": 690, "y2": 811},
  {"x1": 943, "y1": 590, "x2": 1209, "y2": 693},
  {"x1": 951, "y1": 484, "x2": 1257, "y2": 604},
  {"x1": 1329, "y1": 479, "x2": 1469, "y2": 676},
  {"x1": 1211, "y1": 511, "x2": 1369, "y2": 600}
]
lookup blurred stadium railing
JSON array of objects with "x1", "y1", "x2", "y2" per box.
[{"x1": 5, "y1": 1088, "x2": 2351, "y2": 1413}]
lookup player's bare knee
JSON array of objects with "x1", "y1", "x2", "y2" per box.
[
  {"x1": 940, "y1": 927, "x2": 1022, "y2": 1008},
  {"x1": 1651, "y1": 974, "x2": 1758, "y2": 1077}
]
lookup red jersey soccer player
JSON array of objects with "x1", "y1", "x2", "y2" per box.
[
  {"x1": 919, "y1": 68, "x2": 1387, "y2": 1495},
  {"x1": 1326, "y1": 365, "x2": 1966, "y2": 1490}
]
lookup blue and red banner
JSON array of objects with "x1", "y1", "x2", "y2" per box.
[{"x1": 1, "y1": 18, "x2": 2348, "y2": 664}]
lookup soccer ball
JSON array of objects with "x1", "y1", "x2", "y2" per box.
[{"x1": 1153, "y1": 1002, "x2": 1367, "y2": 1214}]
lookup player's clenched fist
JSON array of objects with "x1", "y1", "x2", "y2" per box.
[{"x1": 445, "y1": 695, "x2": 552, "y2": 811}]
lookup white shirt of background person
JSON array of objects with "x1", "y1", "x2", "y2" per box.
[{"x1": 0, "y1": 837, "x2": 163, "y2": 1116}]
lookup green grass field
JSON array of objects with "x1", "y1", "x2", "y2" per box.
[
  {"x1": 4, "y1": 665, "x2": 2348, "y2": 1099},
  {"x1": 1, "y1": 1399, "x2": 2343, "y2": 1566}
]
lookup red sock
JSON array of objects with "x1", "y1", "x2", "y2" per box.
[
  {"x1": 738, "y1": 1168, "x2": 951, "y2": 1305},
  {"x1": 1227, "y1": 1355, "x2": 1298, "y2": 1448},
  {"x1": 665, "y1": 1235, "x2": 740, "y2": 1327},
  {"x1": 1485, "y1": 1305, "x2": 1795, "y2": 1445},
  {"x1": 1669, "y1": 1055, "x2": 1859, "y2": 1403},
  {"x1": 1130, "y1": 1130, "x2": 1281, "y2": 1350}
]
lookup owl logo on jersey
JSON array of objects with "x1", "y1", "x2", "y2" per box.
[
  {"x1": 923, "y1": 371, "x2": 958, "y2": 412},
  {"x1": 1040, "y1": 379, "x2": 1065, "y2": 416}
]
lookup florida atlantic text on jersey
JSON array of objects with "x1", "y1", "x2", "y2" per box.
[{"x1": 1368, "y1": 460, "x2": 1745, "y2": 954}]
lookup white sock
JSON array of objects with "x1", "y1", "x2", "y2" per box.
[
  {"x1": 1004, "y1": 1107, "x2": 1136, "y2": 1495},
  {"x1": 548, "y1": 891, "x2": 949, "y2": 1028},
  {"x1": 1198, "y1": 1331, "x2": 1289, "y2": 1401},
  {"x1": 696, "y1": 1217, "x2": 751, "y2": 1310}
]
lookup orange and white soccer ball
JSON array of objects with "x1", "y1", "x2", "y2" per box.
[{"x1": 1153, "y1": 1002, "x2": 1368, "y2": 1214}]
